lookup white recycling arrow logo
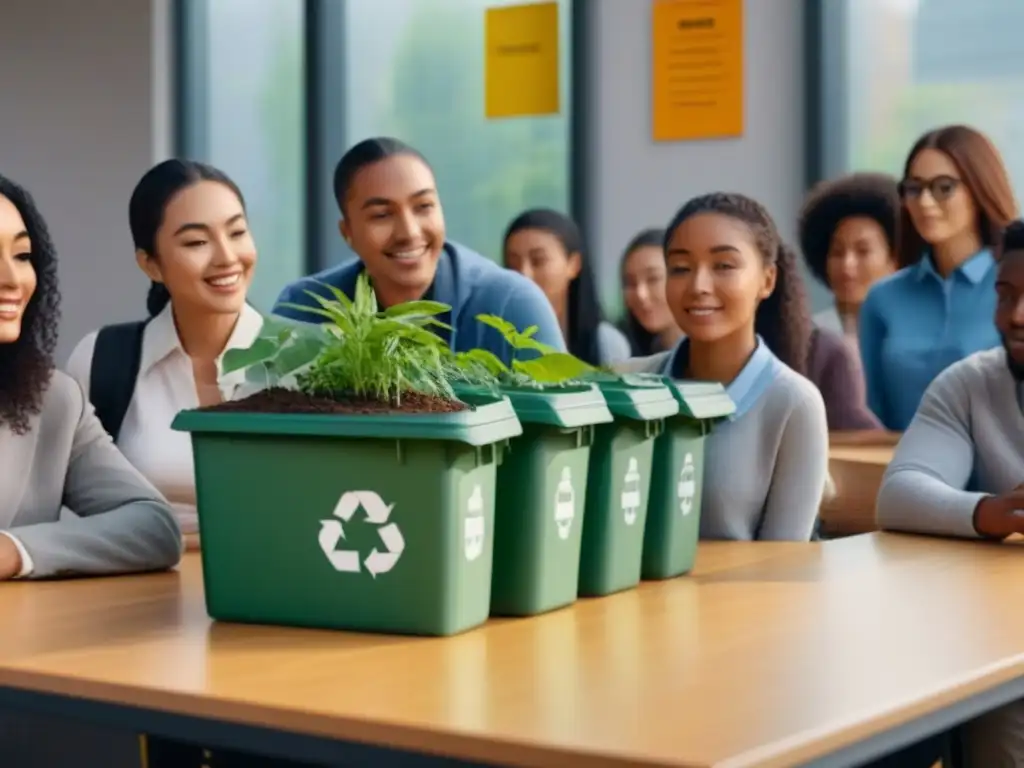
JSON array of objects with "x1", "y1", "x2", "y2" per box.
[
  {"x1": 464, "y1": 484, "x2": 485, "y2": 562},
  {"x1": 678, "y1": 452, "x2": 696, "y2": 517},
  {"x1": 554, "y1": 466, "x2": 575, "y2": 540},
  {"x1": 621, "y1": 457, "x2": 642, "y2": 526},
  {"x1": 318, "y1": 490, "x2": 405, "y2": 578}
]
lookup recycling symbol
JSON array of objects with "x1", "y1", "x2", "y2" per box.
[
  {"x1": 553, "y1": 466, "x2": 575, "y2": 541},
  {"x1": 318, "y1": 490, "x2": 405, "y2": 578},
  {"x1": 464, "y1": 484, "x2": 486, "y2": 562},
  {"x1": 621, "y1": 457, "x2": 642, "y2": 526},
  {"x1": 677, "y1": 452, "x2": 696, "y2": 516}
]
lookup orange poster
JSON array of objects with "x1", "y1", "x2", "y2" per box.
[{"x1": 651, "y1": 0, "x2": 744, "y2": 141}]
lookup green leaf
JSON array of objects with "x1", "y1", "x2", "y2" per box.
[
  {"x1": 513, "y1": 353, "x2": 594, "y2": 384},
  {"x1": 273, "y1": 335, "x2": 327, "y2": 376},
  {"x1": 383, "y1": 300, "x2": 451, "y2": 318},
  {"x1": 521, "y1": 325, "x2": 539, "y2": 338},
  {"x1": 512, "y1": 336, "x2": 560, "y2": 355},
  {"x1": 475, "y1": 313, "x2": 518, "y2": 340},
  {"x1": 457, "y1": 348, "x2": 509, "y2": 376},
  {"x1": 222, "y1": 337, "x2": 280, "y2": 374}
]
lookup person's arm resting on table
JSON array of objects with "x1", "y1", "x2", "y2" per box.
[
  {"x1": 759, "y1": 387, "x2": 830, "y2": 540},
  {"x1": 2, "y1": 389, "x2": 182, "y2": 579},
  {"x1": 876, "y1": 367, "x2": 990, "y2": 539}
]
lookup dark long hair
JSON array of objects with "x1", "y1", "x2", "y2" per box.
[
  {"x1": 129, "y1": 159, "x2": 245, "y2": 317},
  {"x1": 899, "y1": 125, "x2": 1019, "y2": 267},
  {"x1": 664, "y1": 193, "x2": 813, "y2": 375},
  {"x1": 0, "y1": 175, "x2": 61, "y2": 434},
  {"x1": 620, "y1": 228, "x2": 667, "y2": 357},
  {"x1": 333, "y1": 137, "x2": 430, "y2": 214},
  {"x1": 502, "y1": 208, "x2": 606, "y2": 365}
]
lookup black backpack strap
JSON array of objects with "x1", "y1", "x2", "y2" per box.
[{"x1": 89, "y1": 320, "x2": 148, "y2": 441}]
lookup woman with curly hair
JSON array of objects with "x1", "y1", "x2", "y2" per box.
[
  {"x1": 0, "y1": 174, "x2": 180, "y2": 582},
  {"x1": 617, "y1": 192, "x2": 828, "y2": 540},
  {"x1": 798, "y1": 172, "x2": 900, "y2": 353}
]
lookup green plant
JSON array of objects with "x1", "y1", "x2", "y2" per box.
[
  {"x1": 222, "y1": 273, "x2": 466, "y2": 404},
  {"x1": 455, "y1": 315, "x2": 595, "y2": 386}
]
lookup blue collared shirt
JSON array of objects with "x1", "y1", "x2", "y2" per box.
[
  {"x1": 858, "y1": 249, "x2": 1000, "y2": 430},
  {"x1": 272, "y1": 241, "x2": 565, "y2": 365},
  {"x1": 662, "y1": 335, "x2": 781, "y2": 419}
]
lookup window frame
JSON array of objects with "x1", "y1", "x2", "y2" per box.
[
  {"x1": 173, "y1": 0, "x2": 586, "y2": 277},
  {"x1": 804, "y1": 0, "x2": 850, "y2": 189}
]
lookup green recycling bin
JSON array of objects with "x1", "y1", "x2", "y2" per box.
[
  {"x1": 578, "y1": 377, "x2": 679, "y2": 597},
  {"x1": 486, "y1": 384, "x2": 613, "y2": 616},
  {"x1": 171, "y1": 396, "x2": 521, "y2": 636},
  {"x1": 641, "y1": 379, "x2": 735, "y2": 580}
]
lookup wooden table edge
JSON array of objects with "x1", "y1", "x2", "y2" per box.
[
  {"x1": 0, "y1": 669, "x2": 704, "y2": 768},
  {"x1": 5, "y1": 654, "x2": 1024, "y2": 768},
  {"x1": 720, "y1": 659, "x2": 1024, "y2": 768}
]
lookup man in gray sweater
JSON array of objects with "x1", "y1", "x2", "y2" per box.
[{"x1": 878, "y1": 219, "x2": 1024, "y2": 764}]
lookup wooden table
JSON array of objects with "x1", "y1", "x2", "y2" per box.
[
  {"x1": 822, "y1": 445, "x2": 895, "y2": 536},
  {"x1": 3, "y1": 535, "x2": 1024, "y2": 767}
]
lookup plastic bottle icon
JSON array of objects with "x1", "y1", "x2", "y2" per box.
[
  {"x1": 464, "y1": 484, "x2": 485, "y2": 562},
  {"x1": 678, "y1": 453, "x2": 696, "y2": 517},
  {"x1": 554, "y1": 466, "x2": 575, "y2": 540},
  {"x1": 621, "y1": 457, "x2": 642, "y2": 526}
]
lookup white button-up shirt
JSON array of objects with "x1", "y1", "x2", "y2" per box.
[{"x1": 65, "y1": 303, "x2": 264, "y2": 535}]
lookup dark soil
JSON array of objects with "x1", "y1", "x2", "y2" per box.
[{"x1": 202, "y1": 387, "x2": 467, "y2": 415}]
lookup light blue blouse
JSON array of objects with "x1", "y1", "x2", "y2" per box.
[{"x1": 858, "y1": 249, "x2": 1000, "y2": 430}]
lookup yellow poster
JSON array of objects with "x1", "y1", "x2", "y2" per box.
[
  {"x1": 485, "y1": 2, "x2": 560, "y2": 119},
  {"x1": 651, "y1": 0, "x2": 744, "y2": 141}
]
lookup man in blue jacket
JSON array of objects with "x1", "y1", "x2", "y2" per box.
[{"x1": 274, "y1": 137, "x2": 565, "y2": 363}]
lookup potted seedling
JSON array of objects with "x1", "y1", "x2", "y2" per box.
[{"x1": 171, "y1": 274, "x2": 522, "y2": 636}]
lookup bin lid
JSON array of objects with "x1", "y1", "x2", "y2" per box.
[
  {"x1": 594, "y1": 375, "x2": 680, "y2": 421},
  {"x1": 661, "y1": 378, "x2": 736, "y2": 421},
  {"x1": 499, "y1": 383, "x2": 614, "y2": 428},
  {"x1": 171, "y1": 393, "x2": 523, "y2": 447}
]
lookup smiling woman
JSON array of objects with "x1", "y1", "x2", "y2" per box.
[
  {"x1": 65, "y1": 159, "x2": 265, "y2": 538},
  {"x1": 617, "y1": 193, "x2": 829, "y2": 541},
  {"x1": 858, "y1": 124, "x2": 1020, "y2": 430}
]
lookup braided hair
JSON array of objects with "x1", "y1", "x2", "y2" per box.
[
  {"x1": 665, "y1": 192, "x2": 813, "y2": 376},
  {"x1": 0, "y1": 174, "x2": 60, "y2": 434}
]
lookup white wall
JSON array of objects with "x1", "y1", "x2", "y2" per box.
[
  {"x1": 0, "y1": 0, "x2": 171, "y2": 362},
  {"x1": 586, "y1": 0, "x2": 819, "y2": 306}
]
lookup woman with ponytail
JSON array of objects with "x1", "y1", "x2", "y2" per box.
[
  {"x1": 617, "y1": 192, "x2": 829, "y2": 541},
  {"x1": 66, "y1": 159, "x2": 263, "y2": 539}
]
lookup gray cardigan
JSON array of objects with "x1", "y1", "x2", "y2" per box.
[
  {"x1": 618, "y1": 342, "x2": 828, "y2": 540},
  {"x1": 877, "y1": 347, "x2": 1023, "y2": 539},
  {"x1": 0, "y1": 371, "x2": 182, "y2": 578}
]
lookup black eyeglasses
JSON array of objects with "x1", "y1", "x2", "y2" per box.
[{"x1": 898, "y1": 175, "x2": 961, "y2": 203}]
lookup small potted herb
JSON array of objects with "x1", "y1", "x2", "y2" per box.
[{"x1": 171, "y1": 274, "x2": 521, "y2": 636}]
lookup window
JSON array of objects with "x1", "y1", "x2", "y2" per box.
[
  {"x1": 339, "y1": 0, "x2": 573, "y2": 266},
  {"x1": 178, "y1": 0, "x2": 578, "y2": 295},
  {"x1": 176, "y1": 0, "x2": 306, "y2": 312},
  {"x1": 817, "y1": 0, "x2": 1024, "y2": 185}
]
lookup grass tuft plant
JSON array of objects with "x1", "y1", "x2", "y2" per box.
[{"x1": 223, "y1": 273, "x2": 470, "y2": 406}]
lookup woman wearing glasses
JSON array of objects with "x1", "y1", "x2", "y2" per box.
[{"x1": 858, "y1": 124, "x2": 1018, "y2": 430}]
